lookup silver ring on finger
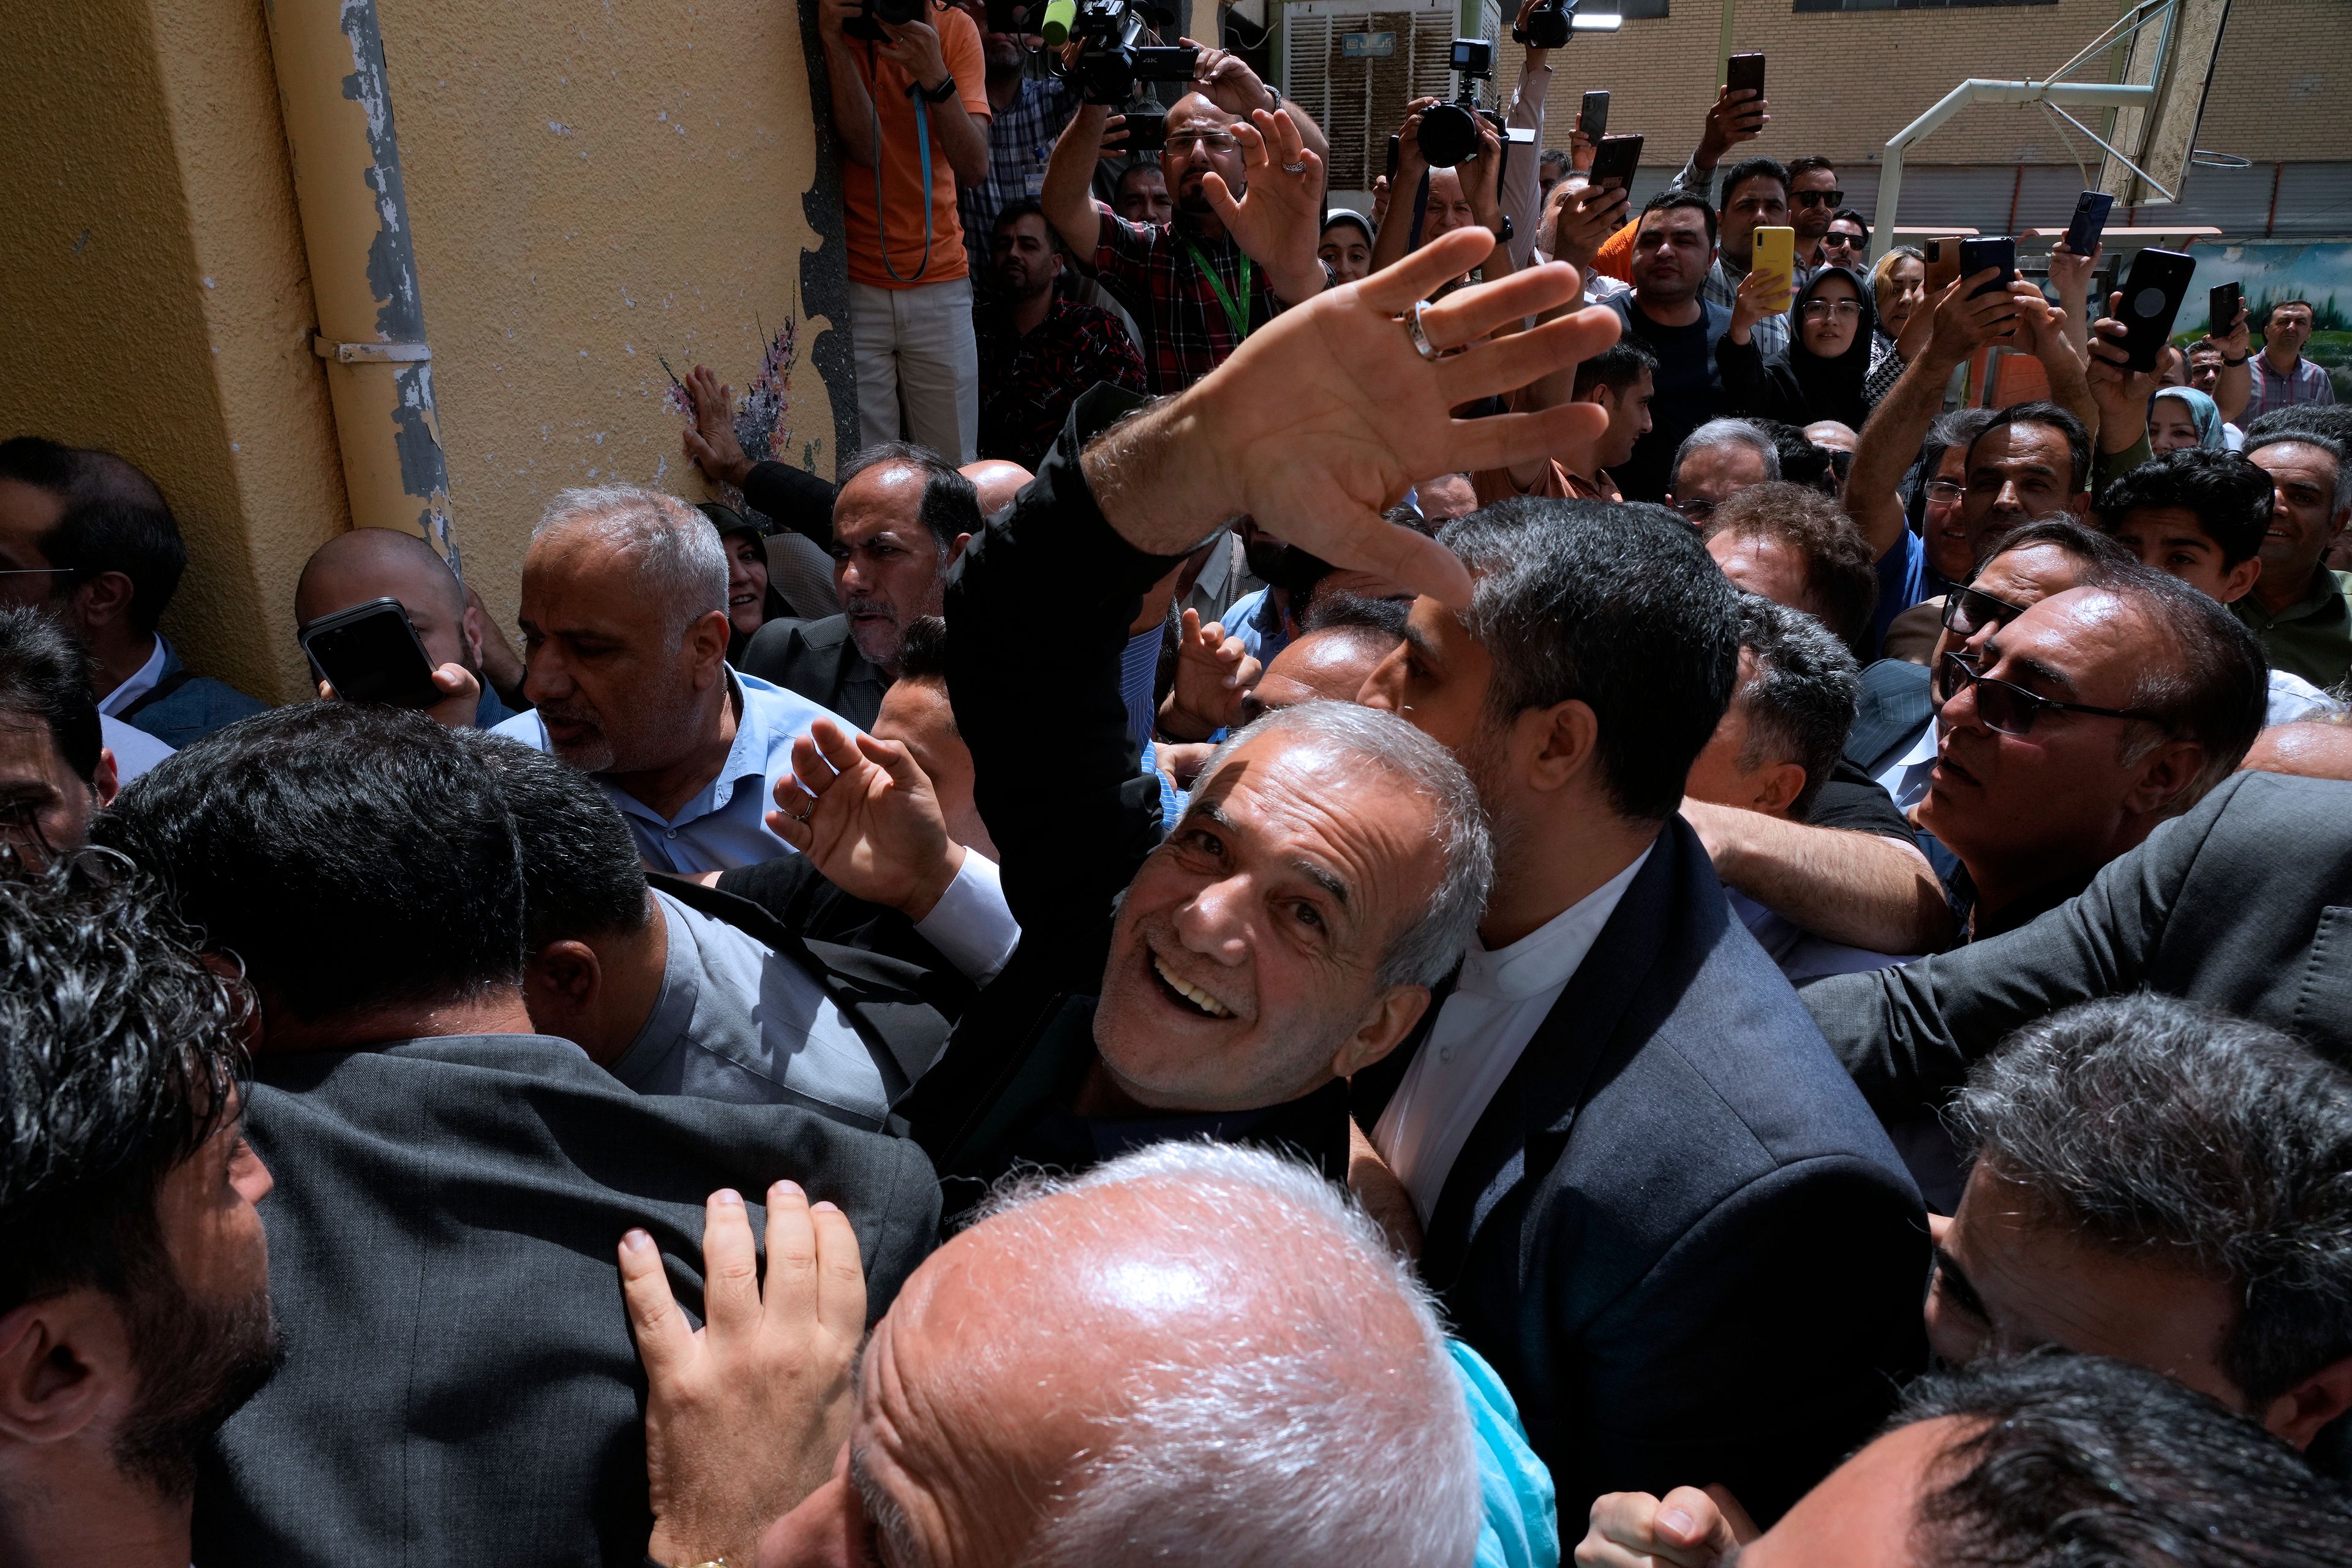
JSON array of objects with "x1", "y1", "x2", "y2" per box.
[
  {"x1": 1402, "y1": 299, "x2": 1444, "y2": 362},
  {"x1": 1281, "y1": 159, "x2": 1307, "y2": 175}
]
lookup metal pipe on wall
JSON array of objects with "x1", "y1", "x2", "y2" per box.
[{"x1": 262, "y1": 0, "x2": 459, "y2": 573}]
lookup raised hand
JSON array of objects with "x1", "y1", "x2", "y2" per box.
[
  {"x1": 875, "y1": 16, "x2": 950, "y2": 89},
  {"x1": 1695, "y1": 85, "x2": 1768, "y2": 170},
  {"x1": 1080, "y1": 227, "x2": 1621, "y2": 606},
  {"x1": 1728, "y1": 264, "x2": 1782, "y2": 346},
  {"x1": 1159, "y1": 609, "x2": 1262, "y2": 740},
  {"x1": 618, "y1": 1183, "x2": 866, "y2": 1568},
  {"x1": 1924, "y1": 273, "x2": 2029, "y2": 366},
  {"x1": 2086, "y1": 292, "x2": 2158, "y2": 437},
  {"x1": 1548, "y1": 180, "x2": 1627, "y2": 274},
  {"x1": 317, "y1": 662, "x2": 482, "y2": 733},
  {"x1": 682, "y1": 364, "x2": 753, "y2": 489},
  {"x1": 1202, "y1": 108, "x2": 1328, "y2": 304},
  {"x1": 768, "y1": 717, "x2": 967, "y2": 920},
  {"x1": 1572, "y1": 1484, "x2": 1755, "y2": 1568},
  {"x1": 1183, "y1": 38, "x2": 1280, "y2": 119}
]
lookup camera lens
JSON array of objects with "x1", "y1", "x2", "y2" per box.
[
  {"x1": 1518, "y1": 6, "x2": 1570, "y2": 48},
  {"x1": 1419, "y1": 101, "x2": 1479, "y2": 168}
]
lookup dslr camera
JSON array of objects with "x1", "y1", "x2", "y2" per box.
[
  {"x1": 1042, "y1": 0, "x2": 1200, "y2": 104},
  {"x1": 845, "y1": 0, "x2": 927, "y2": 44},
  {"x1": 1417, "y1": 40, "x2": 1505, "y2": 169}
]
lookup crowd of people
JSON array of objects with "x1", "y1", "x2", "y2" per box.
[{"x1": 5, "y1": 7, "x2": 2352, "y2": 1566}]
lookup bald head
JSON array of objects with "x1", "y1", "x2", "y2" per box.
[
  {"x1": 763, "y1": 1144, "x2": 1479, "y2": 1568},
  {"x1": 958, "y1": 459, "x2": 1030, "y2": 520},
  {"x1": 2241, "y1": 717, "x2": 2352, "y2": 782},
  {"x1": 295, "y1": 526, "x2": 479, "y2": 680},
  {"x1": 1243, "y1": 624, "x2": 1398, "y2": 721}
]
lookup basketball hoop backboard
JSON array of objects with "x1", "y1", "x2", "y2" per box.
[{"x1": 2098, "y1": 0, "x2": 2233, "y2": 206}]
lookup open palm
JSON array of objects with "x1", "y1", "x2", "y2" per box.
[{"x1": 768, "y1": 719, "x2": 959, "y2": 916}]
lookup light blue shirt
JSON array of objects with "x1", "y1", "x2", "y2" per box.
[
  {"x1": 1454, "y1": 1339, "x2": 1560, "y2": 1568},
  {"x1": 494, "y1": 668, "x2": 850, "y2": 874},
  {"x1": 1221, "y1": 585, "x2": 1291, "y2": 666}
]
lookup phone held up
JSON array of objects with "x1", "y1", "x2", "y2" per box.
[
  {"x1": 1579, "y1": 89, "x2": 1610, "y2": 140},
  {"x1": 299, "y1": 597, "x2": 443, "y2": 710},
  {"x1": 1589, "y1": 133, "x2": 1642, "y2": 192},
  {"x1": 1725, "y1": 51, "x2": 1765, "y2": 99},
  {"x1": 2062, "y1": 189, "x2": 2113, "y2": 258},
  {"x1": 2115, "y1": 248, "x2": 2197, "y2": 372},
  {"x1": 1751, "y1": 226, "x2": 1795, "y2": 314}
]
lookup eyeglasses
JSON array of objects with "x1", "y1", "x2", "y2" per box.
[
  {"x1": 1937, "y1": 652, "x2": 2168, "y2": 737},
  {"x1": 1792, "y1": 189, "x2": 1844, "y2": 208},
  {"x1": 0, "y1": 568, "x2": 73, "y2": 578},
  {"x1": 1940, "y1": 582, "x2": 2028, "y2": 642},
  {"x1": 1801, "y1": 300, "x2": 1863, "y2": 320},
  {"x1": 1164, "y1": 132, "x2": 1238, "y2": 156},
  {"x1": 1670, "y1": 497, "x2": 1716, "y2": 521},
  {"x1": 1923, "y1": 478, "x2": 1966, "y2": 507}
]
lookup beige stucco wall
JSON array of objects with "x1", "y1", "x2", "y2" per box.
[
  {"x1": 0, "y1": 0, "x2": 348, "y2": 704},
  {"x1": 377, "y1": 0, "x2": 843, "y2": 646},
  {"x1": 0, "y1": 0, "x2": 840, "y2": 701}
]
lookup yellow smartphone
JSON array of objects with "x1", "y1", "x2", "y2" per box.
[{"x1": 1751, "y1": 227, "x2": 1795, "y2": 313}]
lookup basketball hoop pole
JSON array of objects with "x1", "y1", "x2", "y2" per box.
[{"x1": 1868, "y1": 78, "x2": 2153, "y2": 262}]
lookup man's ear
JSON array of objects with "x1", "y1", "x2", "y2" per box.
[
  {"x1": 686, "y1": 609, "x2": 733, "y2": 684},
  {"x1": 1522, "y1": 698, "x2": 1602, "y2": 797},
  {"x1": 2065, "y1": 491, "x2": 2093, "y2": 520},
  {"x1": 1331, "y1": 984, "x2": 1432, "y2": 1081},
  {"x1": 946, "y1": 532, "x2": 972, "y2": 566},
  {"x1": 1750, "y1": 760, "x2": 1809, "y2": 817},
  {"x1": 2215, "y1": 555, "x2": 2263, "y2": 605},
  {"x1": 0, "y1": 1292, "x2": 128, "y2": 1447},
  {"x1": 523, "y1": 941, "x2": 601, "y2": 1017},
  {"x1": 461, "y1": 598, "x2": 486, "y2": 669},
  {"x1": 91, "y1": 747, "x2": 119, "y2": 810},
  {"x1": 2260, "y1": 1354, "x2": 2352, "y2": 1452},
  {"x1": 2123, "y1": 738, "x2": 2207, "y2": 817},
  {"x1": 67, "y1": 570, "x2": 138, "y2": 638}
]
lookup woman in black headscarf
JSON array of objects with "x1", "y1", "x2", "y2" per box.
[{"x1": 1718, "y1": 264, "x2": 1882, "y2": 431}]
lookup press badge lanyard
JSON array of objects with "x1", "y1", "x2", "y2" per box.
[
  {"x1": 1182, "y1": 236, "x2": 1254, "y2": 344},
  {"x1": 869, "y1": 43, "x2": 937, "y2": 284}
]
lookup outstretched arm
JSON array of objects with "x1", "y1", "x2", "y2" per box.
[{"x1": 1683, "y1": 802, "x2": 1956, "y2": 955}]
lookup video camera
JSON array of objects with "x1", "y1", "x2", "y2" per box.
[
  {"x1": 1510, "y1": 0, "x2": 1623, "y2": 51},
  {"x1": 844, "y1": 0, "x2": 925, "y2": 45},
  {"x1": 1040, "y1": 0, "x2": 1199, "y2": 105},
  {"x1": 1417, "y1": 40, "x2": 1507, "y2": 170}
]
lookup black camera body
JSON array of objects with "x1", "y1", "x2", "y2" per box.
[
  {"x1": 1060, "y1": 0, "x2": 1197, "y2": 104},
  {"x1": 1418, "y1": 39, "x2": 1502, "y2": 169},
  {"x1": 1512, "y1": 0, "x2": 1615, "y2": 50},
  {"x1": 845, "y1": 0, "x2": 926, "y2": 44}
]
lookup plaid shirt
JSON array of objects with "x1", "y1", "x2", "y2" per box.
[
  {"x1": 974, "y1": 296, "x2": 1149, "y2": 469},
  {"x1": 1093, "y1": 212, "x2": 1319, "y2": 393},
  {"x1": 1702, "y1": 254, "x2": 1793, "y2": 358},
  {"x1": 2244, "y1": 352, "x2": 2337, "y2": 421},
  {"x1": 959, "y1": 73, "x2": 1079, "y2": 279}
]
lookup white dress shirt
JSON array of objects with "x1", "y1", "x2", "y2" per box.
[
  {"x1": 97, "y1": 635, "x2": 167, "y2": 718},
  {"x1": 1373, "y1": 846, "x2": 1653, "y2": 1224},
  {"x1": 100, "y1": 714, "x2": 172, "y2": 784},
  {"x1": 1873, "y1": 716, "x2": 1939, "y2": 815}
]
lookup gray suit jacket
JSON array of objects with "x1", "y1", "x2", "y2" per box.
[
  {"x1": 192, "y1": 1032, "x2": 940, "y2": 1567},
  {"x1": 1804, "y1": 771, "x2": 2352, "y2": 1117}
]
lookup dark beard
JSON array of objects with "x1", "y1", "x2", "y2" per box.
[{"x1": 111, "y1": 1261, "x2": 282, "y2": 1498}]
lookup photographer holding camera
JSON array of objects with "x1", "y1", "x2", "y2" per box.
[
  {"x1": 820, "y1": 0, "x2": 994, "y2": 462},
  {"x1": 1040, "y1": 39, "x2": 1333, "y2": 392}
]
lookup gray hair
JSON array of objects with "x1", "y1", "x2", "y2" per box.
[
  {"x1": 1950, "y1": 993, "x2": 2352, "y2": 1409},
  {"x1": 533, "y1": 484, "x2": 726, "y2": 641},
  {"x1": 1732, "y1": 595, "x2": 1859, "y2": 818},
  {"x1": 1193, "y1": 700, "x2": 1491, "y2": 989},
  {"x1": 976, "y1": 1142, "x2": 1482, "y2": 1568},
  {"x1": 2245, "y1": 427, "x2": 2352, "y2": 522},
  {"x1": 2088, "y1": 571, "x2": 2271, "y2": 807},
  {"x1": 1672, "y1": 418, "x2": 1781, "y2": 488}
]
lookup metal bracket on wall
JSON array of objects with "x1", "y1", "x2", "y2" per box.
[{"x1": 312, "y1": 336, "x2": 433, "y2": 363}]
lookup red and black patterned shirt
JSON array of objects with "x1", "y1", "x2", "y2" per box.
[
  {"x1": 1090, "y1": 211, "x2": 1319, "y2": 394},
  {"x1": 974, "y1": 296, "x2": 1149, "y2": 470}
]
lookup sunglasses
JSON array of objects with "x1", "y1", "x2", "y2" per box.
[
  {"x1": 1792, "y1": 189, "x2": 1844, "y2": 208},
  {"x1": 1670, "y1": 497, "x2": 1716, "y2": 521},
  {"x1": 1937, "y1": 653, "x2": 2168, "y2": 737},
  {"x1": 1940, "y1": 582, "x2": 2027, "y2": 643},
  {"x1": 1822, "y1": 232, "x2": 1866, "y2": 250}
]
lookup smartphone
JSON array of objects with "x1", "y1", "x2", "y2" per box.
[
  {"x1": 299, "y1": 597, "x2": 442, "y2": 709},
  {"x1": 1580, "y1": 89, "x2": 1610, "y2": 140},
  {"x1": 1590, "y1": 133, "x2": 1643, "y2": 191},
  {"x1": 1725, "y1": 51, "x2": 1765, "y2": 99},
  {"x1": 2117, "y1": 247, "x2": 2197, "y2": 371},
  {"x1": 1751, "y1": 226, "x2": 1795, "y2": 312},
  {"x1": 1924, "y1": 236, "x2": 1961, "y2": 295},
  {"x1": 1122, "y1": 104, "x2": 1167, "y2": 154},
  {"x1": 1959, "y1": 236, "x2": 2016, "y2": 300},
  {"x1": 2062, "y1": 190, "x2": 2113, "y2": 258},
  {"x1": 2208, "y1": 281, "x2": 2242, "y2": 338}
]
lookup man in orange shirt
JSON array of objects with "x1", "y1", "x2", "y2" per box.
[{"x1": 819, "y1": 0, "x2": 993, "y2": 461}]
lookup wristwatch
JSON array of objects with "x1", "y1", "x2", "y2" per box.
[
  {"x1": 2222, "y1": 352, "x2": 2248, "y2": 366},
  {"x1": 920, "y1": 73, "x2": 959, "y2": 104}
]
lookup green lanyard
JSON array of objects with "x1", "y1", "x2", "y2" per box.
[{"x1": 1182, "y1": 237, "x2": 1254, "y2": 344}]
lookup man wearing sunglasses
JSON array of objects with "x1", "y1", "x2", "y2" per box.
[
  {"x1": 1786, "y1": 156, "x2": 1842, "y2": 266},
  {"x1": 1915, "y1": 570, "x2": 2265, "y2": 941}
]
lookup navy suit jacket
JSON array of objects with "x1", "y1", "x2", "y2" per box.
[
  {"x1": 1355, "y1": 816, "x2": 1929, "y2": 1525},
  {"x1": 119, "y1": 641, "x2": 270, "y2": 748},
  {"x1": 1844, "y1": 657, "x2": 1933, "y2": 777}
]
